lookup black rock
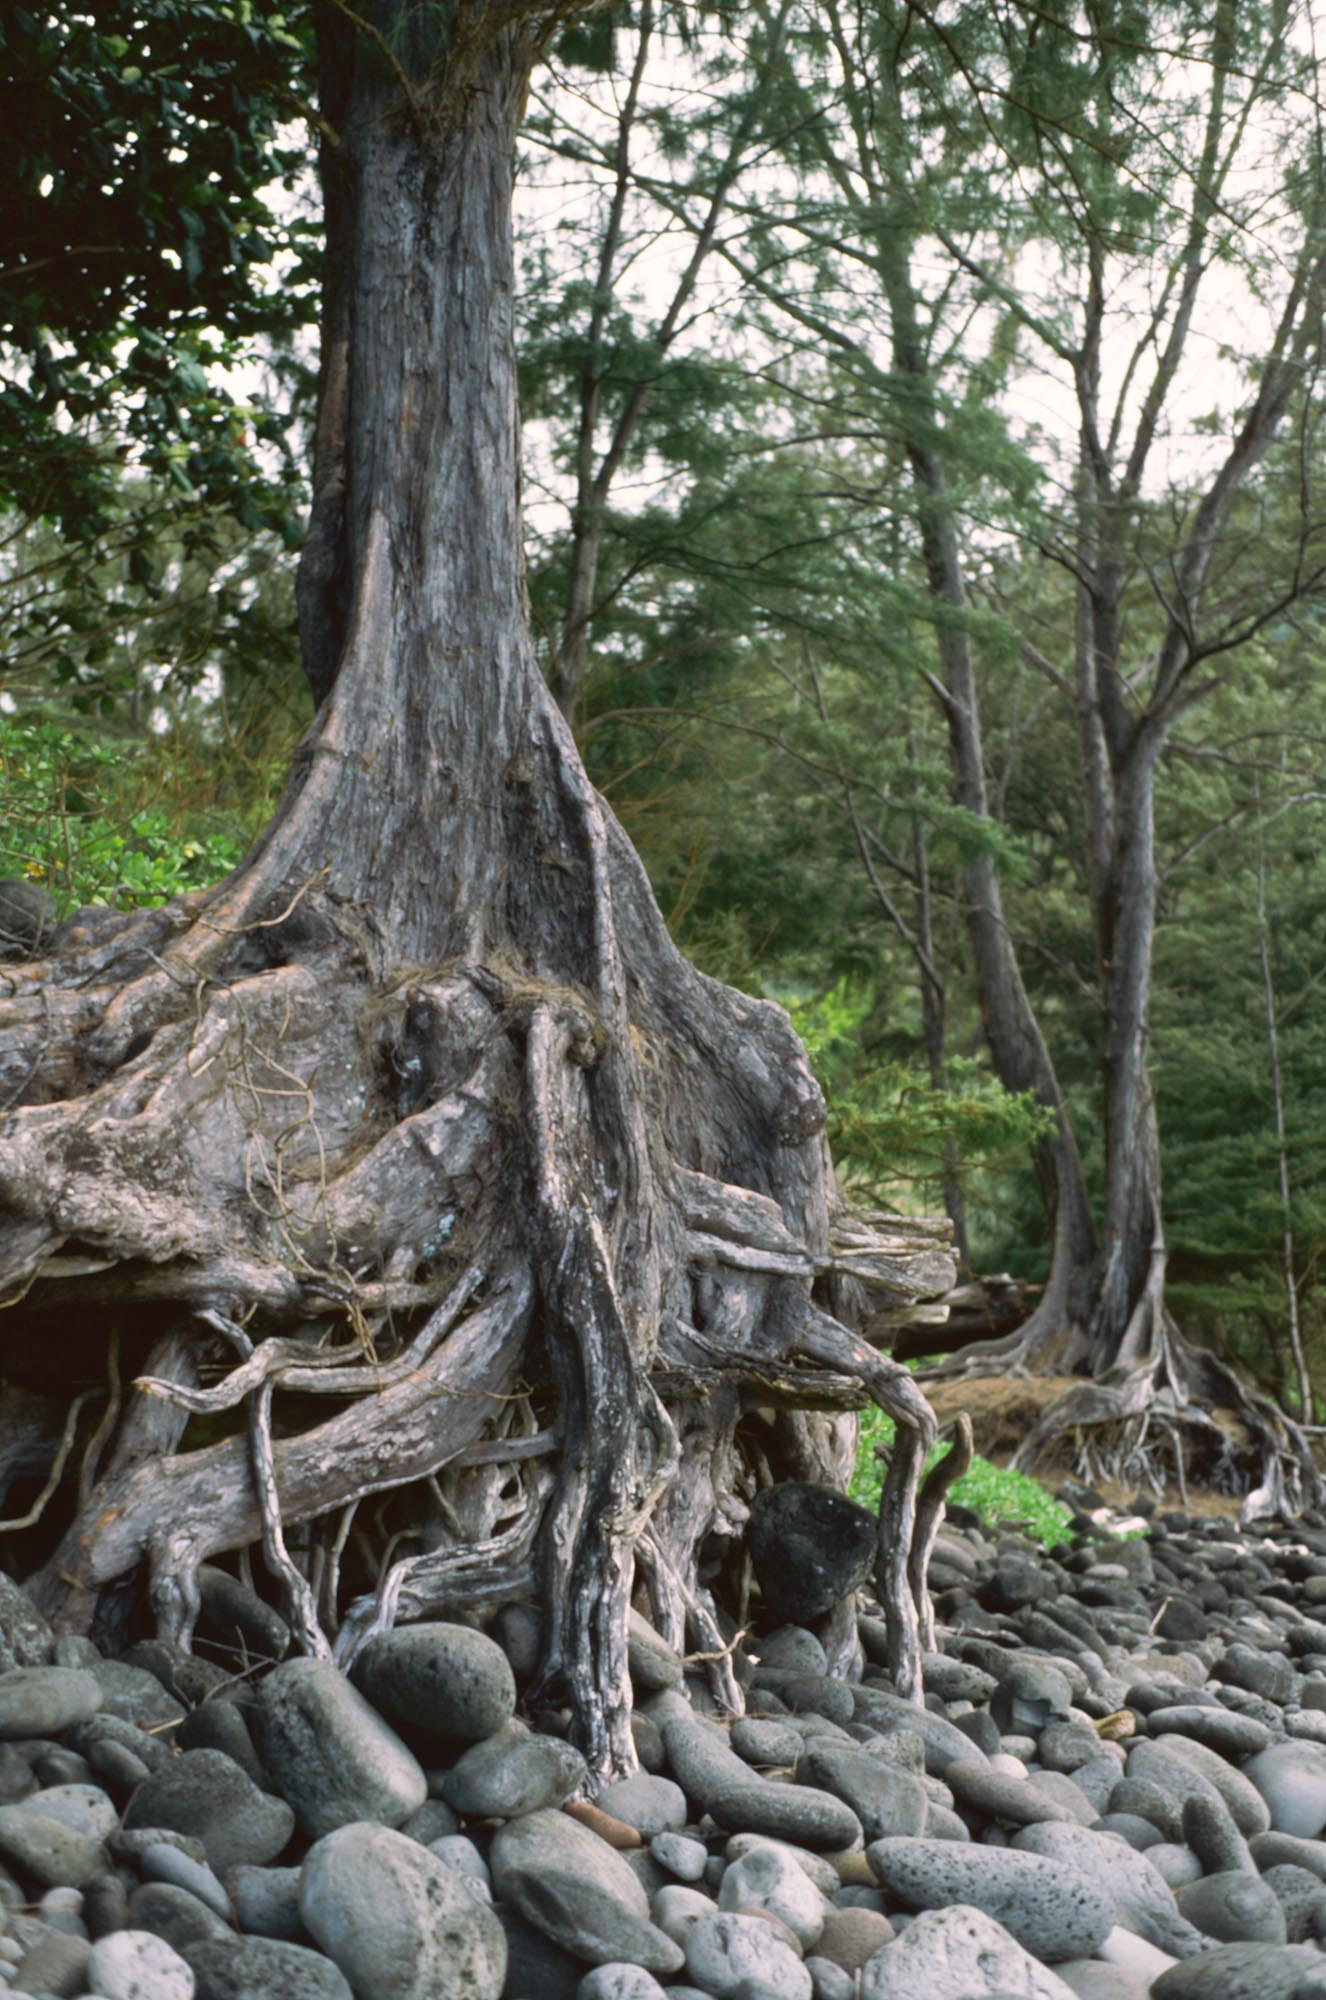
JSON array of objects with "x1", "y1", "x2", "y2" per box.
[
  {"x1": 1155, "y1": 1596, "x2": 1210, "y2": 1642},
  {"x1": 747, "y1": 1483, "x2": 878, "y2": 1625}
]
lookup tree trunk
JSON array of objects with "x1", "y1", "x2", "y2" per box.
[
  {"x1": 1082, "y1": 730, "x2": 1168, "y2": 1373},
  {"x1": 872, "y1": 219, "x2": 1096, "y2": 1365},
  {"x1": 0, "y1": 0, "x2": 950, "y2": 1781}
]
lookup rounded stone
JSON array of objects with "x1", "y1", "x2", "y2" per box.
[
  {"x1": 1128, "y1": 1740, "x2": 1268, "y2": 1840},
  {"x1": 1148, "y1": 1843, "x2": 1204, "y2": 1890},
  {"x1": 1178, "y1": 1869, "x2": 1287, "y2": 1945},
  {"x1": 653, "y1": 1883, "x2": 717, "y2": 1947},
  {"x1": 858, "y1": 1904, "x2": 1079, "y2": 2000},
  {"x1": 127, "y1": 1881, "x2": 233, "y2": 1953},
  {"x1": 576, "y1": 1967, "x2": 670, "y2": 2000},
  {"x1": 1038, "y1": 1721, "x2": 1102, "y2": 1773},
  {"x1": 730, "y1": 1718, "x2": 803, "y2": 1769},
  {"x1": 197, "y1": 1567, "x2": 292, "y2": 1665},
  {"x1": 428, "y1": 1832, "x2": 492, "y2": 1900},
  {"x1": 87, "y1": 1928, "x2": 197, "y2": 2000},
  {"x1": 796, "y1": 1743, "x2": 928, "y2": 1842},
  {"x1": 815, "y1": 1906, "x2": 894, "y2": 1972},
  {"x1": 805, "y1": 1954, "x2": 854, "y2": 2000},
  {"x1": 717, "y1": 1845, "x2": 828, "y2": 1950},
  {"x1": 489, "y1": 1807, "x2": 683, "y2": 1974},
  {"x1": 1011, "y1": 1820, "x2": 1178, "y2": 1924},
  {"x1": 0, "y1": 1804, "x2": 106, "y2": 1887},
  {"x1": 1261, "y1": 1863, "x2": 1326, "y2": 1943},
  {"x1": 20, "y1": 1782, "x2": 118, "y2": 1845},
  {"x1": 124, "y1": 1749, "x2": 296, "y2": 1870},
  {"x1": 12, "y1": 1925, "x2": 91, "y2": 1996},
  {"x1": 722, "y1": 1835, "x2": 839, "y2": 1900},
  {"x1": 650, "y1": 1832, "x2": 707, "y2": 1882},
  {"x1": 0, "y1": 1576, "x2": 55, "y2": 1673},
  {"x1": 441, "y1": 1718, "x2": 587, "y2": 1819},
  {"x1": 176, "y1": 1700, "x2": 268, "y2": 1793},
  {"x1": 0, "y1": 1668, "x2": 102, "y2": 1739},
  {"x1": 83, "y1": 1870, "x2": 129, "y2": 1940},
  {"x1": 627, "y1": 1612, "x2": 685, "y2": 1693},
  {"x1": 300, "y1": 1821, "x2": 507, "y2": 2000},
  {"x1": 1150, "y1": 1941, "x2": 1324, "y2": 1999},
  {"x1": 90, "y1": 1658, "x2": 187, "y2": 1730},
  {"x1": 255, "y1": 1659, "x2": 426, "y2": 1839},
  {"x1": 865, "y1": 1835, "x2": 1114, "y2": 1961},
  {"x1": 945, "y1": 1759, "x2": 1079, "y2": 1827},
  {"x1": 227, "y1": 1863, "x2": 304, "y2": 1941},
  {"x1": 758, "y1": 1630, "x2": 829, "y2": 1675},
  {"x1": 141, "y1": 1844, "x2": 232, "y2": 1921},
  {"x1": 684, "y1": 1910, "x2": 813, "y2": 2000},
  {"x1": 662, "y1": 1713, "x2": 862, "y2": 1851},
  {"x1": 183, "y1": 1934, "x2": 355, "y2": 2000},
  {"x1": 1149, "y1": 1706, "x2": 1273, "y2": 1760},
  {"x1": 351, "y1": 1621, "x2": 516, "y2": 1744},
  {"x1": 597, "y1": 1775, "x2": 687, "y2": 1837},
  {"x1": 1246, "y1": 1742, "x2": 1326, "y2": 1839}
]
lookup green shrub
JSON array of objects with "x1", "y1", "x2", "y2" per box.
[
  {"x1": 851, "y1": 1405, "x2": 1073, "y2": 1547},
  {"x1": 0, "y1": 714, "x2": 248, "y2": 910}
]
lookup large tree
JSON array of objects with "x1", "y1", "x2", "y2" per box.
[{"x1": 0, "y1": 0, "x2": 953, "y2": 1778}]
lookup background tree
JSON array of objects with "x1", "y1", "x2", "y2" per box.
[{"x1": 606, "y1": 0, "x2": 1326, "y2": 1500}]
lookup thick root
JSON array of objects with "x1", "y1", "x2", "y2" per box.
[{"x1": 0, "y1": 877, "x2": 955, "y2": 1778}]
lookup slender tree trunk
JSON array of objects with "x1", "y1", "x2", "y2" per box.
[
  {"x1": 911, "y1": 810, "x2": 969, "y2": 1268},
  {"x1": 1083, "y1": 729, "x2": 1168, "y2": 1371},
  {"x1": 874, "y1": 227, "x2": 1096, "y2": 1357},
  {"x1": 1256, "y1": 793, "x2": 1313, "y2": 1420}
]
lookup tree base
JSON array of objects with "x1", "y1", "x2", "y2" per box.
[
  {"x1": 0, "y1": 852, "x2": 955, "y2": 1778},
  {"x1": 920, "y1": 1283, "x2": 1322, "y2": 1522}
]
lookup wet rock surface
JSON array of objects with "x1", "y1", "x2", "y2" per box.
[{"x1": 5, "y1": 1507, "x2": 1326, "y2": 1996}]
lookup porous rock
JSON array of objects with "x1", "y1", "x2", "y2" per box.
[
  {"x1": 489, "y1": 1807, "x2": 684, "y2": 1974},
  {"x1": 256, "y1": 1659, "x2": 425, "y2": 1838},
  {"x1": 300, "y1": 1820, "x2": 507, "y2": 2000},
  {"x1": 866, "y1": 1835, "x2": 1114, "y2": 1961},
  {"x1": 859, "y1": 1903, "x2": 1078, "y2": 2000},
  {"x1": 351, "y1": 1620, "x2": 516, "y2": 1745}
]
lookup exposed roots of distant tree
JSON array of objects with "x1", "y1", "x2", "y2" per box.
[{"x1": 922, "y1": 1254, "x2": 1322, "y2": 1520}]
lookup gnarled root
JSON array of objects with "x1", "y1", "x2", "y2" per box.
[
  {"x1": 1006, "y1": 1305, "x2": 1323, "y2": 1518},
  {"x1": 0, "y1": 726, "x2": 953, "y2": 1777}
]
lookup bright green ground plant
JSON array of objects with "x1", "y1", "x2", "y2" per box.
[
  {"x1": 0, "y1": 714, "x2": 249, "y2": 911},
  {"x1": 851, "y1": 1405, "x2": 1073, "y2": 1548}
]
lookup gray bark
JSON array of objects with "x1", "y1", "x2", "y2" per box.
[{"x1": 0, "y1": 0, "x2": 952, "y2": 1780}]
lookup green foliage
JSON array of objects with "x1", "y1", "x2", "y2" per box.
[
  {"x1": 0, "y1": 0, "x2": 316, "y2": 545},
  {"x1": 788, "y1": 982, "x2": 1055, "y2": 1205},
  {"x1": 0, "y1": 710, "x2": 271, "y2": 912},
  {"x1": 851, "y1": 1405, "x2": 1073, "y2": 1548}
]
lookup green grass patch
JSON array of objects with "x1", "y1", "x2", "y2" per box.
[{"x1": 851, "y1": 1407, "x2": 1073, "y2": 1548}]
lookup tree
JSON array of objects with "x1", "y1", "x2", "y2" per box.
[
  {"x1": 0, "y1": 0, "x2": 313, "y2": 545},
  {"x1": 0, "y1": 0, "x2": 955, "y2": 1780},
  {"x1": 636, "y1": 0, "x2": 1326, "y2": 1503}
]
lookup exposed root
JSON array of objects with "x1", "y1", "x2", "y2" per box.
[
  {"x1": 1005, "y1": 1310, "x2": 1324, "y2": 1519},
  {"x1": 910, "y1": 1413, "x2": 974, "y2": 1653},
  {"x1": 0, "y1": 753, "x2": 954, "y2": 1775}
]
